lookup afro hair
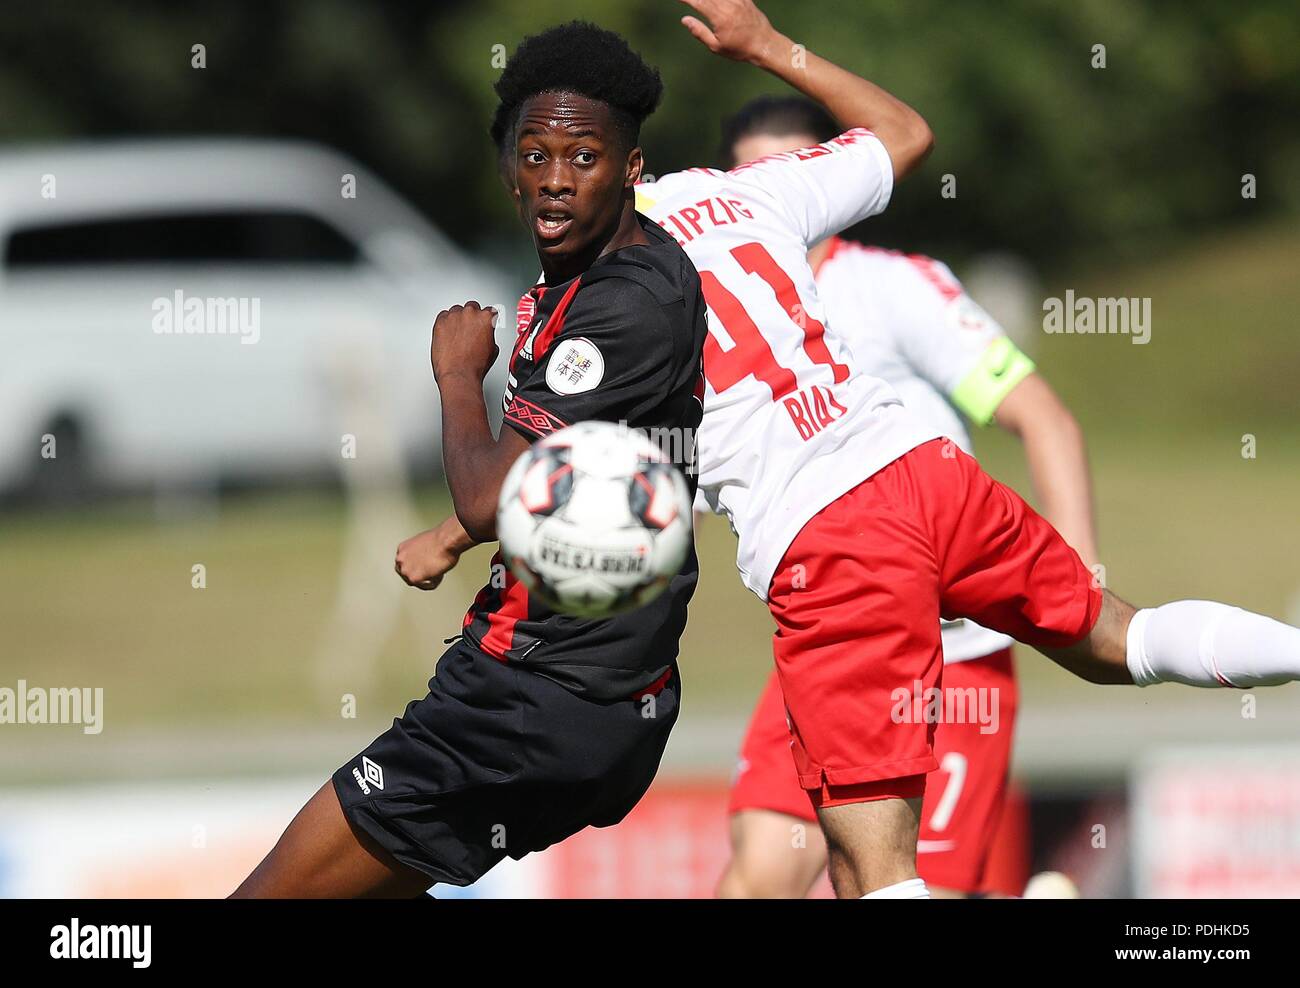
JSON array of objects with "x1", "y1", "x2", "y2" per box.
[
  {"x1": 491, "y1": 21, "x2": 663, "y2": 153},
  {"x1": 719, "y1": 95, "x2": 840, "y2": 166}
]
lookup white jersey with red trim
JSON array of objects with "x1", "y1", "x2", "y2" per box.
[
  {"x1": 814, "y1": 238, "x2": 1021, "y2": 663},
  {"x1": 635, "y1": 130, "x2": 939, "y2": 599}
]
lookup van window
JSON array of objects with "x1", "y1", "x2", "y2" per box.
[{"x1": 5, "y1": 211, "x2": 360, "y2": 267}]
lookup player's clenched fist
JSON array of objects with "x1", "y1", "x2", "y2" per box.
[
  {"x1": 429, "y1": 301, "x2": 500, "y2": 383},
  {"x1": 678, "y1": 0, "x2": 779, "y2": 65},
  {"x1": 394, "y1": 526, "x2": 461, "y2": 591}
]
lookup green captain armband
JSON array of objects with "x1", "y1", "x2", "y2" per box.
[{"x1": 950, "y1": 337, "x2": 1036, "y2": 426}]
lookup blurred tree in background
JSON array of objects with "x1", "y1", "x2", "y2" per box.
[{"x1": 0, "y1": 0, "x2": 1296, "y2": 268}]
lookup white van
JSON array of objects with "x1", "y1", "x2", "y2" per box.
[{"x1": 0, "y1": 139, "x2": 518, "y2": 495}]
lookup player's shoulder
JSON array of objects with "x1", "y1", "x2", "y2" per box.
[
  {"x1": 582, "y1": 219, "x2": 701, "y2": 311},
  {"x1": 821, "y1": 239, "x2": 964, "y2": 302},
  {"x1": 728, "y1": 127, "x2": 880, "y2": 180},
  {"x1": 634, "y1": 168, "x2": 734, "y2": 218},
  {"x1": 821, "y1": 238, "x2": 919, "y2": 275},
  {"x1": 637, "y1": 167, "x2": 726, "y2": 203},
  {"x1": 563, "y1": 276, "x2": 670, "y2": 352},
  {"x1": 819, "y1": 237, "x2": 898, "y2": 274}
]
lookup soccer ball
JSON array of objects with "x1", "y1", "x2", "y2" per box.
[{"x1": 497, "y1": 421, "x2": 693, "y2": 618}]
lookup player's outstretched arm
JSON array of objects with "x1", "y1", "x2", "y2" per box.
[{"x1": 678, "y1": 0, "x2": 933, "y2": 178}]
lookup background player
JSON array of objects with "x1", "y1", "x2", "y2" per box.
[{"x1": 714, "y1": 96, "x2": 1098, "y2": 899}]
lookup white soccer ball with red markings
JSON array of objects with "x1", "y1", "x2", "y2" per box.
[{"x1": 496, "y1": 421, "x2": 693, "y2": 618}]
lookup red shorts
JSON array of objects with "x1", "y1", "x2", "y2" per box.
[
  {"x1": 728, "y1": 650, "x2": 1022, "y2": 893},
  {"x1": 766, "y1": 438, "x2": 1100, "y2": 789}
]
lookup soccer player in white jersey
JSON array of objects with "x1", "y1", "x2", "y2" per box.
[
  {"x1": 639, "y1": 0, "x2": 1300, "y2": 900},
  {"x1": 711, "y1": 96, "x2": 1099, "y2": 899}
]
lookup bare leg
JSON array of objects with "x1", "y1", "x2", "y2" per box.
[
  {"x1": 1042, "y1": 590, "x2": 1136, "y2": 684},
  {"x1": 717, "y1": 809, "x2": 828, "y2": 898},
  {"x1": 1043, "y1": 587, "x2": 1300, "y2": 689},
  {"x1": 816, "y1": 796, "x2": 922, "y2": 898},
  {"x1": 231, "y1": 781, "x2": 433, "y2": 899}
]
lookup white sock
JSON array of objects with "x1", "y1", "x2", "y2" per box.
[
  {"x1": 861, "y1": 878, "x2": 930, "y2": 899},
  {"x1": 1125, "y1": 600, "x2": 1300, "y2": 688}
]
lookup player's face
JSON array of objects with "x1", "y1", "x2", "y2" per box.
[
  {"x1": 731, "y1": 131, "x2": 818, "y2": 168},
  {"x1": 515, "y1": 92, "x2": 641, "y2": 263}
]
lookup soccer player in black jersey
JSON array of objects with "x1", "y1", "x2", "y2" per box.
[{"x1": 233, "y1": 23, "x2": 708, "y2": 897}]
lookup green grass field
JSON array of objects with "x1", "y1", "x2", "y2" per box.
[{"x1": 2, "y1": 222, "x2": 1297, "y2": 758}]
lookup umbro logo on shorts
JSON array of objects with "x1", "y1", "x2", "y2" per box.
[{"x1": 352, "y1": 756, "x2": 385, "y2": 795}]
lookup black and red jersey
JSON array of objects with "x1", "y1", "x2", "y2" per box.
[{"x1": 462, "y1": 216, "x2": 707, "y2": 701}]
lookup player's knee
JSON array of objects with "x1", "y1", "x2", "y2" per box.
[
  {"x1": 718, "y1": 849, "x2": 811, "y2": 899},
  {"x1": 822, "y1": 829, "x2": 871, "y2": 875},
  {"x1": 715, "y1": 860, "x2": 756, "y2": 898},
  {"x1": 824, "y1": 842, "x2": 919, "y2": 898},
  {"x1": 720, "y1": 810, "x2": 825, "y2": 898},
  {"x1": 818, "y1": 798, "x2": 922, "y2": 896}
]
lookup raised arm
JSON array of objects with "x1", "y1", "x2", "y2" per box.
[
  {"x1": 430, "y1": 301, "x2": 531, "y2": 542},
  {"x1": 678, "y1": 0, "x2": 933, "y2": 178}
]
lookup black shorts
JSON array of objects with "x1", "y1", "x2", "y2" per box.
[{"x1": 332, "y1": 638, "x2": 680, "y2": 887}]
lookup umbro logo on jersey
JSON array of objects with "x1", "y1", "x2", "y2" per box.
[
  {"x1": 353, "y1": 756, "x2": 385, "y2": 795},
  {"x1": 520, "y1": 322, "x2": 542, "y2": 363}
]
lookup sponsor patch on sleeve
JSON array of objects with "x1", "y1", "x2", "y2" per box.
[
  {"x1": 545, "y1": 337, "x2": 605, "y2": 395},
  {"x1": 947, "y1": 295, "x2": 1000, "y2": 337}
]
